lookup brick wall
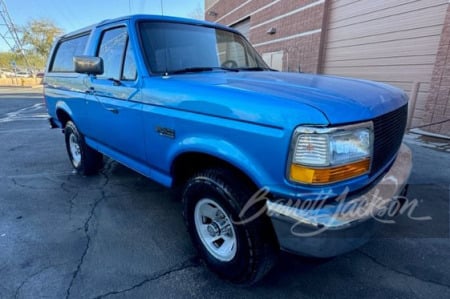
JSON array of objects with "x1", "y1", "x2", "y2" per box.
[
  {"x1": 423, "y1": 4, "x2": 450, "y2": 136},
  {"x1": 206, "y1": 0, "x2": 449, "y2": 136},
  {"x1": 206, "y1": 0, "x2": 327, "y2": 73}
]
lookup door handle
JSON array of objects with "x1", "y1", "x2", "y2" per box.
[
  {"x1": 86, "y1": 87, "x2": 95, "y2": 94},
  {"x1": 106, "y1": 107, "x2": 119, "y2": 114}
]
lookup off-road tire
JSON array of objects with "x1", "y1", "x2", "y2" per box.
[
  {"x1": 64, "y1": 121, "x2": 103, "y2": 175},
  {"x1": 183, "y1": 168, "x2": 278, "y2": 284}
]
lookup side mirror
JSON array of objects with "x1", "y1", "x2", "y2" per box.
[{"x1": 74, "y1": 56, "x2": 103, "y2": 75}]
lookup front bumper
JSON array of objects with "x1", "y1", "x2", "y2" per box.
[{"x1": 267, "y1": 143, "x2": 412, "y2": 257}]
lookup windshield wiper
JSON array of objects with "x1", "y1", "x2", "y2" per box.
[
  {"x1": 218, "y1": 67, "x2": 239, "y2": 72},
  {"x1": 170, "y1": 67, "x2": 239, "y2": 74},
  {"x1": 171, "y1": 67, "x2": 214, "y2": 74},
  {"x1": 236, "y1": 67, "x2": 270, "y2": 71}
]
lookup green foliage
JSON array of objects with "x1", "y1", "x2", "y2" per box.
[
  {"x1": 21, "y1": 19, "x2": 63, "y2": 59},
  {"x1": 0, "y1": 52, "x2": 15, "y2": 68},
  {"x1": 0, "y1": 19, "x2": 63, "y2": 70},
  {"x1": 0, "y1": 51, "x2": 47, "y2": 70}
]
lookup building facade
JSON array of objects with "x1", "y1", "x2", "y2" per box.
[{"x1": 205, "y1": 0, "x2": 450, "y2": 136}]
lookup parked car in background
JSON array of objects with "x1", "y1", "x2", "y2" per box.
[
  {"x1": 0, "y1": 68, "x2": 15, "y2": 78},
  {"x1": 44, "y1": 15, "x2": 412, "y2": 284},
  {"x1": 15, "y1": 71, "x2": 32, "y2": 78}
]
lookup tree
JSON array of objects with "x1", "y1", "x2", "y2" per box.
[
  {"x1": 188, "y1": 3, "x2": 204, "y2": 20},
  {"x1": 21, "y1": 19, "x2": 63, "y2": 59},
  {"x1": 0, "y1": 51, "x2": 44, "y2": 70}
]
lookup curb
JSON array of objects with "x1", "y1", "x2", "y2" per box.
[
  {"x1": 409, "y1": 128, "x2": 450, "y2": 141},
  {"x1": 0, "y1": 85, "x2": 43, "y2": 89}
]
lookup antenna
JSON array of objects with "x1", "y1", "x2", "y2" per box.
[{"x1": 160, "y1": 0, "x2": 164, "y2": 15}]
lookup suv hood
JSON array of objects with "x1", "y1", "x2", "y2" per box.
[{"x1": 144, "y1": 71, "x2": 408, "y2": 127}]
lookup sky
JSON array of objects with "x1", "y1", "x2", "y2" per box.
[{"x1": 1, "y1": 0, "x2": 204, "y2": 51}]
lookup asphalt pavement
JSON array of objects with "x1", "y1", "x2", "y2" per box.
[{"x1": 0, "y1": 87, "x2": 449, "y2": 299}]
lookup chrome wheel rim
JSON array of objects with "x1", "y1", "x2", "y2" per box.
[
  {"x1": 69, "y1": 133, "x2": 81, "y2": 167},
  {"x1": 194, "y1": 198, "x2": 237, "y2": 262}
]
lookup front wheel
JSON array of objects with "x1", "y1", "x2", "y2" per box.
[
  {"x1": 64, "y1": 121, "x2": 103, "y2": 175},
  {"x1": 183, "y1": 169, "x2": 277, "y2": 284}
]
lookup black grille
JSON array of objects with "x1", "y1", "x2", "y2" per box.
[{"x1": 371, "y1": 104, "x2": 408, "y2": 175}]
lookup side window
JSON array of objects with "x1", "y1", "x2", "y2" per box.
[
  {"x1": 50, "y1": 34, "x2": 89, "y2": 72},
  {"x1": 97, "y1": 27, "x2": 127, "y2": 80},
  {"x1": 219, "y1": 41, "x2": 247, "y2": 66},
  {"x1": 122, "y1": 40, "x2": 137, "y2": 81}
]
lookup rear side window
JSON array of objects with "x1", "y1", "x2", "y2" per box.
[{"x1": 50, "y1": 34, "x2": 89, "y2": 72}]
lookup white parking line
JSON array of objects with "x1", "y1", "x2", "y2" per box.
[{"x1": 0, "y1": 103, "x2": 48, "y2": 123}]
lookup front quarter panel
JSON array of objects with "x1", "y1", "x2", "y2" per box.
[{"x1": 142, "y1": 102, "x2": 289, "y2": 188}]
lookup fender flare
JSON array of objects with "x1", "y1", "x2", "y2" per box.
[{"x1": 167, "y1": 135, "x2": 272, "y2": 188}]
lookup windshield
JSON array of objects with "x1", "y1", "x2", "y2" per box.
[{"x1": 139, "y1": 21, "x2": 269, "y2": 74}]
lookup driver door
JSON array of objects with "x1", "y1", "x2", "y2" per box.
[{"x1": 84, "y1": 25, "x2": 145, "y2": 164}]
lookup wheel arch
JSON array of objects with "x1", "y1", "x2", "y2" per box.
[
  {"x1": 55, "y1": 101, "x2": 73, "y2": 128},
  {"x1": 171, "y1": 151, "x2": 258, "y2": 192},
  {"x1": 56, "y1": 108, "x2": 71, "y2": 128}
]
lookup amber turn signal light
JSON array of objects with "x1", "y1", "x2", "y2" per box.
[{"x1": 290, "y1": 159, "x2": 370, "y2": 184}]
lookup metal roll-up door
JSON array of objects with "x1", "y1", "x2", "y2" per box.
[{"x1": 323, "y1": 0, "x2": 448, "y2": 127}]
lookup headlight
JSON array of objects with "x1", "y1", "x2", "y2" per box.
[
  {"x1": 330, "y1": 128, "x2": 371, "y2": 164},
  {"x1": 289, "y1": 122, "x2": 373, "y2": 184}
]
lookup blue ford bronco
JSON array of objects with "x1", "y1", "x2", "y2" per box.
[{"x1": 44, "y1": 15, "x2": 412, "y2": 284}]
